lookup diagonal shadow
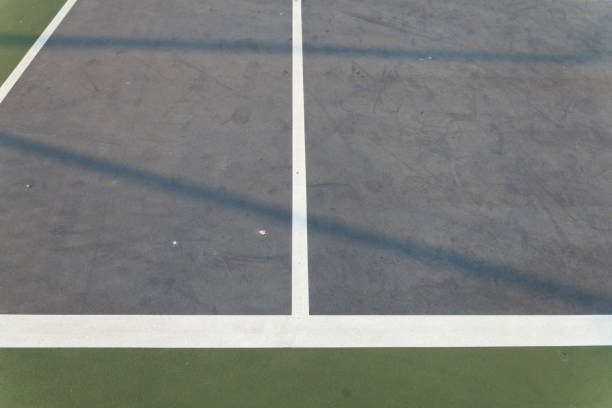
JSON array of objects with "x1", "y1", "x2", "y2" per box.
[
  {"x1": 0, "y1": 33, "x2": 609, "y2": 64},
  {"x1": 1, "y1": 130, "x2": 611, "y2": 312}
]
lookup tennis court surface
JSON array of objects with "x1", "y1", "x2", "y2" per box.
[
  {"x1": 1, "y1": 0, "x2": 293, "y2": 314},
  {"x1": 2, "y1": 0, "x2": 612, "y2": 317},
  {"x1": 1, "y1": 0, "x2": 612, "y2": 405}
]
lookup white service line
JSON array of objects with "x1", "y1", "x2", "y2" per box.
[
  {"x1": 292, "y1": 0, "x2": 309, "y2": 317},
  {"x1": 0, "y1": 0, "x2": 79, "y2": 105},
  {"x1": 2, "y1": 315, "x2": 612, "y2": 347}
]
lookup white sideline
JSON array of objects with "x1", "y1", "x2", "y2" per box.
[
  {"x1": 1, "y1": 0, "x2": 611, "y2": 348},
  {"x1": 0, "y1": 0, "x2": 79, "y2": 105}
]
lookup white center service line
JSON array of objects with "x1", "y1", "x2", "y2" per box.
[{"x1": 291, "y1": 0, "x2": 309, "y2": 318}]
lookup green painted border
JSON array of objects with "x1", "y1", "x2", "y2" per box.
[
  {"x1": 0, "y1": 0, "x2": 67, "y2": 82},
  {"x1": 1, "y1": 348, "x2": 611, "y2": 407}
]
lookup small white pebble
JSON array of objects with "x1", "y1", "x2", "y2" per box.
[
  {"x1": 258, "y1": 230, "x2": 267, "y2": 236},
  {"x1": 172, "y1": 240, "x2": 178, "y2": 247},
  {"x1": 427, "y1": 56, "x2": 433, "y2": 60},
  {"x1": 25, "y1": 184, "x2": 32, "y2": 189}
]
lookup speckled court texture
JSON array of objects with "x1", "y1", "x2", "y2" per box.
[{"x1": 1, "y1": 0, "x2": 611, "y2": 314}]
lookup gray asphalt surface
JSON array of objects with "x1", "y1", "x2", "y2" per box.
[
  {"x1": 0, "y1": 0, "x2": 292, "y2": 314},
  {"x1": 1, "y1": 0, "x2": 611, "y2": 315},
  {"x1": 304, "y1": 0, "x2": 612, "y2": 314}
]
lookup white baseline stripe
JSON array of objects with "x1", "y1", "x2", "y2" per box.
[
  {"x1": 1, "y1": 315, "x2": 611, "y2": 347},
  {"x1": 292, "y1": 0, "x2": 309, "y2": 317},
  {"x1": 0, "y1": 0, "x2": 79, "y2": 105}
]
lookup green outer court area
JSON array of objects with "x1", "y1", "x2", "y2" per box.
[
  {"x1": 1, "y1": 348, "x2": 612, "y2": 407},
  {"x1": 0, "y1": 0, "x2": 66, "y2": 81},
  {"x1": 1, "y1": 1, "x2": 611, "y2": 406}
]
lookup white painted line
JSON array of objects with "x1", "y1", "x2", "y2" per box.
[
  {"x1": 292, "y1": 0, "x2": 309, "y2": 317},
  {"x1": 0, "y1": 0, "x2": 79, "y2": 105},
  {"x1": 1, "y1": 315, "x2": 611, "y2": 347}
]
